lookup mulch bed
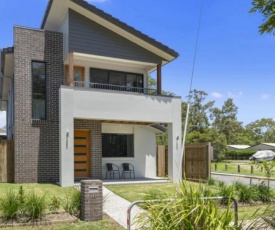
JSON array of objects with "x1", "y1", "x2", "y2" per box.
[{"x1": 0, "y1": 212, "x2": 77, "y2": 228}]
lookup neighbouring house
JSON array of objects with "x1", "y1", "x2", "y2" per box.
[
  {"x1": 227, "y1": 145, "x2": 250, "y2": 151},
  {"x1": 249, "y1": 143, "x2": 275, "y2": 151},
  {"x1": 0, "y1": 0, "x2": 182, "y2": 186}
]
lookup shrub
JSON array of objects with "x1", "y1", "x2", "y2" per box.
[
  {"x1": 233, "y1": 181, "x2": 243, "y2": 191},
  {"x1": 255, "y1": 182, "x2": 274, "y2": 203},
  {"x1": 206, "y1": 177, "x2": 216, "y2": 186},
  {"x1": 0, "y1": 189, "x2": 20, "y2": 221},
  {"x1": 235, "y1": 184, "x2": 257, "y2": 204},
  {"x1": 62, "y1": 188, "x2": 81, "y2": 217},
  {"x1": 226, "y1": 149, "x2": 256, "y2": 158},
  {"x1": 134, "y1": 181, "x2": 237, "y2": 230},
  {"x1": 48, "y1": 196, "x2": 61, "y2": 212},
  {"x1": 24, "y1": 191, "x2": 47, "y2": 221}
]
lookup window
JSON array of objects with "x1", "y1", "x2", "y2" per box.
[
  {"x1": 102, "y1": 134, "x2": 134, "y2": 157},
  {"x1": 90, "y1": 68, "x2": 143, "y2": 88},
  {"x1": 32, "y1": 61, "x2": 46, "y2": 119}
]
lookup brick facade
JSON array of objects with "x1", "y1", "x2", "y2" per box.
[
  {"x1": 74, "y1": 119, "x2": 102, "y2": 179},
  {"x1": 13, "y1": 27, "x2": 63, "y2": 183}
]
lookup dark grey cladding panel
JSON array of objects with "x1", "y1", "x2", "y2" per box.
[{"x1": 69, "y1": 9, "x2": 163, "y2": 63}]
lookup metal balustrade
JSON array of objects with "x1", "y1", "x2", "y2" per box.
[{"x1": 73, "y1": 81, "x2": 158, "y2": 95}]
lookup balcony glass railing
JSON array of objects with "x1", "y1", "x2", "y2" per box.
[{"x1": 73, "y1": 81, "x2": 157, "y2": 95}]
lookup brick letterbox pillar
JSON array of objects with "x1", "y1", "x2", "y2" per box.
[{"x1": 80, "y1": 180, "x2": 103, "y2": 221}]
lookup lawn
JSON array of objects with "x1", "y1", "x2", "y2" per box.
[
  {"x1": 106, "y1": 181, "x2": 274, "y2": 221},
  {"x1": 0, "y1": 183, "x2": 123, "y2": 230},
  {"x1": 211, "y1": 160, "x2": 275, "y2": 177}
]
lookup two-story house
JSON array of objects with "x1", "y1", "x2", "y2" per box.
[{"x1": 0, "y1": 0, "x2": 182, "y2": 187}]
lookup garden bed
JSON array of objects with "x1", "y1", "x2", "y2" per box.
[{"x1": 0, "y1": 211, "x2": 77, "y2": 228}]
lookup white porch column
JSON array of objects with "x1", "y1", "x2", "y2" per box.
[
  {"x1": 167, "y1": 123, "x2": 182, "y2": 182},
  {"x1": 167, "y1": 100, "x2": 182, "y2": 182},
  {"x1": 59, "y1": 87, "x2": 74, "y2": 187}
]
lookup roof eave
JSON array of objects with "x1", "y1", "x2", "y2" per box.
[{"x1": 41, "y1": 0, "x2": 179, "y2": 61}]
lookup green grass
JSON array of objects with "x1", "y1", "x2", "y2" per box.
[
  {"x1": 105, "y1": 183, "x2": 175, "y2": 202},
  {"x1": 106, "y1": 182, "x2": 274, "y2": 222},
  {"x1": 0, "y1": 183, "x2": 72, "y2": 203},
  {"x1": 211, "y1": 160, "x2": 275, "y2": 177}
]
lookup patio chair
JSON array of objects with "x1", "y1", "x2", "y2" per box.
[
  {"x1": 121, "y1": 163, "x2": 135, "y2": 179},
  {"x1": 106, "y1": 163, "x2": 120, "y2": 179}
]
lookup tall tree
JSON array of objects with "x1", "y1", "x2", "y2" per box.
[
  {"x1": 250, "y1": 0, "x2": 275, "y2": 35},
  {"x1": 246, "y1": 118, "x2": 275, "y2": 144},
  {"x1": 211, "y1": 98, "x2": 243, "y2": 144},
  {"x1": 184, "y1": 90, "x2": 215, "y2": 133}
]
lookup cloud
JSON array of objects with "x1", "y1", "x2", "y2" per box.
[
  {"x1": 261, "y1": 94, "x2": 270, "y2": 100},
  {"x1": 211, "y1": 92, "x2": 223, "y2": 98},
  {"x1": 227, "y1": 91, "x2": 243, "y2": 98}
]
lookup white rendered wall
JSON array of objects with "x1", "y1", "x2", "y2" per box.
[
  {"x1": 101, "y1": 124, "x2": 157, "y2": 179},
  {"x1": 59, "y1": 88, "x2": 74, "y2": 187},
  {"x1": 69, "y1": 86, "x2": 181, "y2": 123},
  {"x1": 59, "y1": 86, "x2": 182, "y2": 186}
]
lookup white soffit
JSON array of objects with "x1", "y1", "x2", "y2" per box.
[
  {"x1": 43, "y1": 0, "x2": 174, "y2": 63},
  {"x1": 66, "y1": 52, "x2": 156, "y2": 72}
]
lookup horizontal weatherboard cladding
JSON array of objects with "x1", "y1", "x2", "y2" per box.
[{"x1": 69, "y1": 9, "x2": 163, "y2": 63}]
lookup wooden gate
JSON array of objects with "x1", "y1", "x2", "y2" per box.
[
  {"x1": 0, "y1": 140, "x2": 14, "y2": 183},
  {"x1": 184, "y1": 143, "x2": 211, "y2": 181},
  {"x1": 74, "y1": 130, "x2": 91, "y2": 178}
]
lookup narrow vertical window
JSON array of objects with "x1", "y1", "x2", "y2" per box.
[{"x1": 32, "y1": 61, "x2": 46, "y2": 119}]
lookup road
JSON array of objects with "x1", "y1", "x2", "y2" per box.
[{"x1": 211, "y1": 173, "x2": 275, "y2": 188}]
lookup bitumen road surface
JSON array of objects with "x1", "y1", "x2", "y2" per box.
[{"x1": 211, "y1": 173, "x2": 275, "y2": 188}]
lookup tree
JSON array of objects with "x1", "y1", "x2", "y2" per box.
[
  {"x1": 250, "y1": 0, "x2": 275, "y2": 35},
  {"x1": 245, "y1": 118, "x2": 275, "y2": 144},
  {"x1": 184, "y1": 90, "x2": 215, "y2": 133},
  {"x1": 210, "y1": 99, "x2": 243, "y2": 144}
]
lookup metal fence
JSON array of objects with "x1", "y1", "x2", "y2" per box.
[{"x1": 73, "y1": 81, "x2": 158, "y2": 95}]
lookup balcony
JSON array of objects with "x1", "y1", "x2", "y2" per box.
[{"x1": 73, "y1": 81, "x2": 168, "y2": 96}]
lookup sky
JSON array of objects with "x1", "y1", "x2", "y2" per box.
[{"x1": 0, "y1": 0, "x2": 275, "y2": 127}]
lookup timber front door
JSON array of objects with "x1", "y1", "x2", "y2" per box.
[{"x1": 74, "y1": 130, "x2": 91, "y2": 177}]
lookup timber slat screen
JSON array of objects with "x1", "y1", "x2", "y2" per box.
[
  {"x1": 0, "y1": 140, "x2": 14, "y2": 183},
  {"x1": 157, "y1": 145, "x2": 166, "y2": 177},
  {"x1": 184, "y1": 143, "x2": 211, "y2": 181}
]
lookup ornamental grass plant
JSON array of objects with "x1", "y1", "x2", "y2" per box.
[
  {"x1": 23, "y1": 191, "x2": 47, "y2": 221},
  {"x1": 61, "y1": 188, "x2": 81, "y2": 217},
  {"x1": 134, "y1": 181, "x2": 237, "y2": 230},
  {"x1": 0, "y1": 189, "x2": 21, "y2": 221}
]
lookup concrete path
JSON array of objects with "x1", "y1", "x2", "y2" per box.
[{"x1": 103, "y1": 187, "x2": 144, "y2": 229}]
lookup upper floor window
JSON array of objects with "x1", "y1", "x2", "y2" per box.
[
  {"x1": 90, "y1": 68, "x2": 143, "y2": 88},
  {"x1": 32, "y1": 61, "x2": 46, "y2": 119}
]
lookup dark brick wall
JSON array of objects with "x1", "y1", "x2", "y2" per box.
[
  {"x1": 80, "y1": 180, "x2": 103, "y2": 221},
  {"x1": 74, "y1": 119, "x2": 102, "y2": 179},
  {"x1": 13, "y1": 27, "x2": 63, "y2": 183}
]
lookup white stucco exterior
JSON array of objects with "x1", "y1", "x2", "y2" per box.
[
  {"x1": 59, "y1": 86, "x2": 182, "y2": 187},
  {"x1": 102, "y1": 124, "x2": 158, "y2": 179}
]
